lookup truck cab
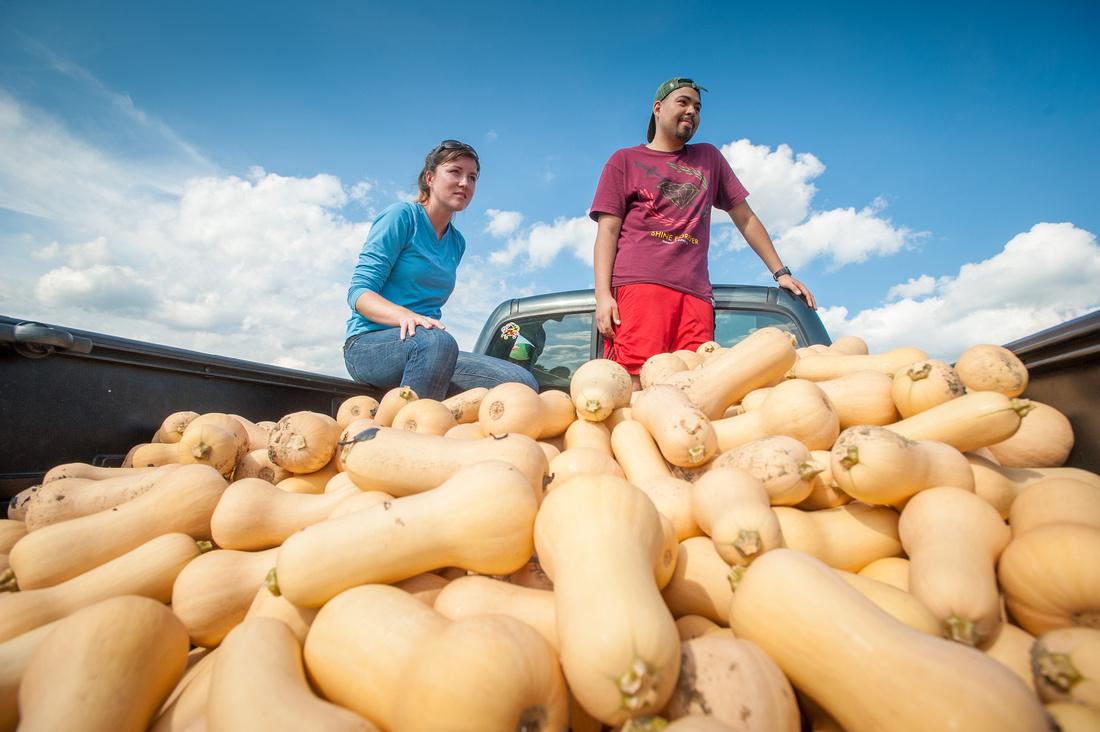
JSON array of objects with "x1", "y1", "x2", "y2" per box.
[{"x1": 473, "y1": 285, "x2": 829, "y2": 392}]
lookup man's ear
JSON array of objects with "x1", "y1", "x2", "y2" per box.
[{"x1": 652, "y1": 100, "x2": 662, "y2": 119}]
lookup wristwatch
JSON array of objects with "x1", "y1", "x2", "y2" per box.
[{"x1": 772, "y1": 266, "x2": 791, "y2": 281}]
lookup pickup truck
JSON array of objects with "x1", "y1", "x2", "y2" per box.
[{"x1": 1, "y1": 288, "x2": 1095, "y2": 499}]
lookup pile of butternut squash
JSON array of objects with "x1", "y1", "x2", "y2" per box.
[{"x1": 2, "y1": 329, "x2": 1099, "y2": 732}]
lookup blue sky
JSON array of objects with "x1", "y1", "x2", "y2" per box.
[{"x1": 2, "y1": 1, "x2": 1098, "y2": 376}]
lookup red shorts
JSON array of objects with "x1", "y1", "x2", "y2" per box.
[{"x1": 603, "y1": 283, "x2": 715, "y2": 374}]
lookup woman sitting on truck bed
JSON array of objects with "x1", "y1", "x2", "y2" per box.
[{"x1": 343, "y1": 140, "x2": 539, "y2": 400}]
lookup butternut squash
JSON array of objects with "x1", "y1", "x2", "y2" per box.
[
  {"x1": 661, "y1": 536, "x2": 735, "y2": 624},
  {"x1": 325, "y1": 489, "x2": 393, "y2": 519},
  {"x1": 434, "y1": 574, "x2": 558, "y2": 651},
  {"x1": 570, "y1": 358, "x2": 632, "y2": 421},
  {"x1": 171, "y1": 546, "x2": 279, "y2": 647},
  {"x1": 835, "y1": 570, "x2": 941, "y2": 635},
  {"x1": 278, "y1": 460, "x2": 537, "y2": 607},
  {"x1": 900, "y1": 487, "x2": 1011, "y2": 646},
  {"x1": 681, "y1": 327, "x2": 797, "y2": 419},
  {"x1": 727, "y1": 548, "x2": 1050, "y2": 732},
  {"x1": 999, "y1": 524, "x2": 1100, "y2": 635},
  {"x1": 664, "y1": 635, "x2": 799, "y2": 731},
  {"x1": 665, "y1": 718, "x2": 739, "y2": 732},
  {"x1": 188, "y1": 412, "x2": 250, "y2": 461},
  {"x1": 564, "y1": 417, "x2": 613, "y2": 454},
  {"x1": 149, "y1": 646, "x2": 216, "y2": 732},
  {"x1": 797, "y1": 450, "x2": 852, "y2": 509},
  {"x1": 374, "y1": 385, "x2": 418, "y2": 426},
  {"x1": 632, "y1": 384, "x2": 717, "y2": 468},
  {"x1": 243, "y1": 582, "x2": 317, "y2": 644},
  {"x1": 692, "y1": 467, "x2": 782, "y2": 566},
  {"x1": 534, "y1": 475, "x2": 679, "y2": 724},
  {"x1": 211, "y1": 476, "x2": 357, "y2": 550},
  {"x1": 0, "y1": 521, "x2": 25, "y2": 554},
  {"x1": 178, "y1": 422, "x2": 239, "y2": 477},
  {"x1": 341, "y1": 427, "x2": 547, "y2": 498},
  {"x1": 634, "y1": 475, "x2": 700, "y2": 541},
  {"x1": 1009, "y1": 478, "x2": 1100, "y2": 537},
  {"x1": 830, "y1": 426, "x2": 974, "y2": 506},
  {"x1": 857, "y1": 556, "x2": 910, "y2": 591},
  {"x1": 387, "y1": 398, "x2": 456, "y2": 435},
  {"x1": 0, "y1": 621, "x2": 57, "y2": 731},
  {"x1": 0, "y1": 532, "x2": 200, "y2": 642},
  {"x1": 441, "y1": 386, "x2": 487, "y2": 424},
  {"x1": 887, "y1": 390, "x2": 1031, "y2": 453},
  {"x1": 477, "y1": 381, "x2": 542, "y2": 438},
  {"x1": 208, "y1": 617, "x2": 376, "y2": 732},
  {"x1": 955, "y1": 343, "x2": 1029, "y2": 396},
  {"x1": 988, "y1": 400, "x2": 1075, "y2": 467},
  {"x1": 640, "y1": 352, "x2": 688, "y2": 389},
  {"x1": 304, "y1": 584, "x2": 567, "y2": 731},
  {"x1": 818, "y1": 369, "x2": 899, "y2": 427},
  {"x1": 673, "y1": 349, "x2": 704, "y2": 369},
  {"x1": 791, "y1": 345, "x2": 928, "y2": 381},
  {"x1": 131, "y1": 442, "x2": 181, "y2": 468},
  {"x1": 711, "y1": 378, "x2": 838, "y2": 451},
  {"x1": 24, "y1": 463, "x2": 181, "y2": 530},
  {"x1": 545, "y1": 447, "x2": 624, "y2": 492},
  {"x1": 445, "y1": 422, "x2": 485, "y2": 440},
  {"x1": 10, "y1": 464, "x2": 226, "y2": 589},
  {"x1": 675, "y1": 614, "x2": 721, "y2": 641},
  {"x1": 828, "y1": 335, "x2": 869, "y2": 355},
  {"x1": 42, "y1": 462, "x2": 155, "y2": 483},
  {"x1": 891, "y1": 359, "x2": 966, "y2": 417},
  {"x1": 233, "y1": 447, "x2": 292, "y2": 483},
  {"x1": 18, "y1": 596, "x2": 189, "y2": 732},
  {"x1": 393, "y1": 572, "x2": 450, "y2": 606},
  {"x1": 711, "y1": 435, "x2": 821, "y2": 506},
  {"x1": 773, "y1": 503, "x2": 902, "y2": 571},
  {"x1": 983, "y1": 622, "x2": 1037, "y2": 691},
  {"x1": 336, "y1": 395, "x2": 380, "y2": 427},
  {"x1": 611, "y1": 419, "x2": 672, "y2": 484},
  {"x1": 229, "y1": 413, "x2": 272, "y2": 452},
  {"x1": 507, "y1": 556, "x2": 554, "y2": 591},
  {"x1": 268, "y1": 411, "x2": 339, "y2": 474},
  {"x1": 156, "y1": 410, "x2": 200, "y2": 444},
  {"x1": 969, "y1": 453, "x2": 1100, "y2": 518},
  {"x1": 537, "y1": 388, "x2": 576, "y2": 438},
  {"x1": 1031, "y1": 627, "x2": 1100, "y2": 707}
]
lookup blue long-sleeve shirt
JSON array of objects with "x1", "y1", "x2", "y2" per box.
[{"x1": 345, "y1": 202, "x2": 466, "y2": 341}]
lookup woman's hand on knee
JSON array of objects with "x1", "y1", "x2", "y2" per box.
[{"x1": 397, "y1": 309, "x2": 447, "y2": 340}]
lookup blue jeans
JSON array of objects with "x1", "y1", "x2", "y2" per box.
[{"x1": 343, "y1": 326, "x2": 539, "y2": 400}]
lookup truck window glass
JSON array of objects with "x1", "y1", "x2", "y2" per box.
[
  {"x1": 483, "y1": 313, "x2": 594, "y2": 391},
  {"x1": 715, "y1": 310, "x2": 805, "y2": 347}
]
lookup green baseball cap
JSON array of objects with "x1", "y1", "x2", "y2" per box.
[{"x1": 647, "y1": 77, "x2": 707, "y2": 143}]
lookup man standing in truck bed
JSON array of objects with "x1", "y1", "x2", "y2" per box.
[{"x1": 591, "y1": 77, "x2": 816, "y2": 385}]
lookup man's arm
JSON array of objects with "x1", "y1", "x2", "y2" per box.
[
  {"x1": 593, "y1": 213, "x2": 624, "y2": 338},
  {"x1": 727, "y1": 200, "x2": 817, "y2": 309}
]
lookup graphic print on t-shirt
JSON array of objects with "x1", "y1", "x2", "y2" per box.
[{"x1": 633, "y1": 160, "x2": 711, "y2": 212}]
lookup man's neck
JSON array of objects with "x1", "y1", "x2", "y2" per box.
[{"x1": 646, "y1": 132, "x2": 686, "y2": 153}]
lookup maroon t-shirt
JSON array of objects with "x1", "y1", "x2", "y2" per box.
[{"x1": 589, "y1": 143, "x2": 749, "y2": 301}]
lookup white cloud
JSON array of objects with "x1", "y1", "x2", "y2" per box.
[
  {"x1": 719, "y1": 139, "x2": 824, "y2": 236},
  {"x1": 774, "y1": 197, "x2": 925, "y2": 270},
  {"x1": 489, "y1": 215, "x2": 596, "y2": 269},
  {"x1": 485, "y1": 130, "x2": 499, "y2": 142},
  {"x1": 823, "y1": 222, "x2": 1100, "y2": 359},
  {"x1": 484, "y1": 209, "x2": 524, "y2": 238},
  {"x1": 886, "y1": 274, "x2": 940, "y2": 301},
  {"x1": 442, "y1": 255, "x2": 537, "y2": 349}
]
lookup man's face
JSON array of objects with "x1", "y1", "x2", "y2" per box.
[{"x1": 655, "y1": 87, "x2": 702, "y2": 143}]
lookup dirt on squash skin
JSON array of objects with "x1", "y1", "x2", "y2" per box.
[
  {"x1": 489, "y1": 401, "x2": 505, "y2": 420},
  {"x1": 674, "y1": 649, "x2": 712, "y2": 715}
]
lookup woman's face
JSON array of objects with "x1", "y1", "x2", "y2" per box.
[{"x1": 426, "y1": 155, "x2": 478, "y2": 212}]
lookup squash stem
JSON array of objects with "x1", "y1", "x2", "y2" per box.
[
  {"x1": 617, "y1": 658, "x2": 661, "y2": 713},
  {"x1": 287, "y1": 434, "x2": 307, "y2": 451},
  {"x1": 799, "y1": 461, "x2": 824, "y2": 481},
  {"x1": 620, "y1": 716, "x2": 669, "y2": 732},
  {"x1": 1011, "y1": 398, "x2": 1033, "y2": 418},
  {"x1": 515, "y1": 705, "x2": 548, "y2": 732},
  {"x1": 0, "y1": 568, "x2": 19, "y2": 593},
  {"x1": 687, "y1": 445, "x2": 707, "y2": 464},
  {"x1": 196, "y1": 540, "x2": 214, "y2": 554},
  {"x1": 1032, "y1": 646, "x2": 1082, "y2": 693},
  {"x1": 191, "y1": 441, "x2": 211, "y2": 460},
  {"x1": 733, "y1": 530, "x2": 762, "y2": 558},
  {"x1": 583, "y1": 398, "x2": 603, "y2": 417},
  {"x1": 839, "y1": 446, "x2": 859, "y2": 470},
  {"x1": 907, "y1": 362, "x2": 932, "y2": 381},
  {"x1": 728, "y1": 565, "x2": 748, "y2": 592},
  {"x1": 945, "y1": 615, "x2": 978, "y2": 646},
  {"x1": 266, "y1": 567, "x2": 281, "y2": 597}
]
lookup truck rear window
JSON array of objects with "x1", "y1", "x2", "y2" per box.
[{"x1": 483, "y1": 312, "x2": 594, "y2": 391}]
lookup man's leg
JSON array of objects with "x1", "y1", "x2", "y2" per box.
[
  {"x1": 672, "y1": 293, "x2": 716, "y2": 353},
  {"x1": 605, "y1": 284, "x2": 680, "y2": 385}
]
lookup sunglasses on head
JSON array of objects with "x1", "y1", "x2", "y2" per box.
[{"x1": 435, "y1": 139, "x2": 478, "y2": 159}]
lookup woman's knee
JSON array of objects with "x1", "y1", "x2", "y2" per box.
[{"x1": 410, "y1": 327, "x2": 459, "y2": 362}]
